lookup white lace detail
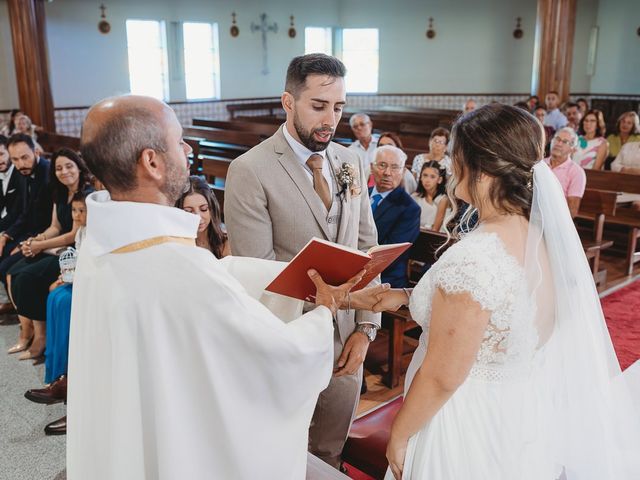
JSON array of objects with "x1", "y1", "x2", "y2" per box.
[{"x1": 410, "y1": 232, "x2": 539, "y2": 382}]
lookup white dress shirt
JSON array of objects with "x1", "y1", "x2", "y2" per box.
[
  {"x1": 282, "y1": 124, "x2": 335, "y2": 194},
  {"x1": 0, "y1": 164, "x2": 14, "y2": 218}
]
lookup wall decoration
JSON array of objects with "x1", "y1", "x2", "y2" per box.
[
  {"x1": 98, "y1": 4, "x2": 111, "y2": 34},
  {"x1": 426, "y1": 17, "x2": 436, "y2": 39},
  {"x1": 230, "y1": 12, "x2": 239, "y2": 37},
  {"x1": 288, "y1": 15, "x2": 296, "y2": 38},
  {"x1": 513, "y1": 17, "x2": 523, "y2": 39},
  {"x1": 251, "y1": 14, "x2": 278, "y2": 75}
]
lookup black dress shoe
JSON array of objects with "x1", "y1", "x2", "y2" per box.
[
  {"x1": 44, "y1": 415, "x2": 66, "y2": 436},
  {"x1": 24, "y1": 375, "x2": 67, "y2": 405}
]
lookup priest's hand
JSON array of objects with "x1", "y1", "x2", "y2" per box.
[
  {"x1": 346, "y1": 283, "x2": 391, "y2": 311},
  {"x1": 334, "y1": 331, "x2": 369, "y2": 377},
  {"x1": 307, "y1": 268, "x2": 365, "y2": 317}
]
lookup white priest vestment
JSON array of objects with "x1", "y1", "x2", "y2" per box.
[{"x1": 67, "y1": 191, "x2": 334, "y2": 480}]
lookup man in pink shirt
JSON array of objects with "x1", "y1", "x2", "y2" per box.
[{"x1": 544, "y1": 127, "x2": 586, "y2": 217}]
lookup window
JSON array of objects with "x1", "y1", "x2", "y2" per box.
[
  {"x1": 341, "y1": 28, "x2": 379, "y2": 93},
  {"x1": 126, "y1": 20, "x2": 170, "y2": 100},
  {"x1": 305, "y1": 27, "x2": 332, "y2": 55},
  {"x1": 183, "y1": 22, "x2": 221, "y2": 100}
]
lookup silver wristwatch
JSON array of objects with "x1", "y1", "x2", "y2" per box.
[{"x1": 356, "y1": 324, "x2": 378, "y2": 342}]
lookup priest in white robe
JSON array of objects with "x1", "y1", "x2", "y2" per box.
[{"x1": 67, "y1": 95, "x2": 371, "y2": 479}]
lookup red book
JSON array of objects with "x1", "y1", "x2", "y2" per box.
[{"x1": 265, "y1": 238, "x2": 411, "y2": 302}]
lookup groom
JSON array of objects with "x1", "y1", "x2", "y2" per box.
[{"x1": 225, "y1": 54, "x2": 381, "y2": 469}]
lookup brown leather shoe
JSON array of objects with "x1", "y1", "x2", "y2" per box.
[
  {"x1": 0, "y1": 302, "x2": 16, "y2": 315},
  {"x1": 24, "y1": 375, "x2": 67, "y2": 405},
  {"x1": 44, "y1": 415, "x2": 66, "y2": 436}
]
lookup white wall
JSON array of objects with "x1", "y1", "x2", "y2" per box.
[
  {"x1": 570, "y1": 0, "x2": 599, "y2": 93},
  {"x1": 0, "y1": 0, "x2": 19, "y2": 110},
  {"x1": 589, "y1": 0, "x2": 640, "y2": 94}
]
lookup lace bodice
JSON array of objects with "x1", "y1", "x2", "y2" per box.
[{"x1": 410, "y1": 231, "x2": 539, "y2": 381}]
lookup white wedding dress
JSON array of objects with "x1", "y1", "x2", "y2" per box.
[{"x1": 385, "y1": 162, "x2": 640, "y2": 480}]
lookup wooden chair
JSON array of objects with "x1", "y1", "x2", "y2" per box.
[{"x1": 381, "y1": 229, "x2": 451, "y2": 388}]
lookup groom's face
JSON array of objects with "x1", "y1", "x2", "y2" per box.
[{"x1": 284, "y1": 74, "x2": 346, "y2": 152}]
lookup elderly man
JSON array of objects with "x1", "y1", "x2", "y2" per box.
[
  {"x1": 543, "y1": 127, "x2": 586, "y2": 218},
  {"x1": 369, "y1": 145, "x2": 420, "y2": 288},
  {"x1": 67, "y1": 94, "x2": 368, "y2": 479},
  {"x1": 463, "y1": 98, "x2": 477, "y2": 114},
  {"x1": 543, "y1": 91, "x2": 568, "y2": 131},
  {"x1": 348, "y1": 112, "x2": 378, "y2": 173},
  {"x1": 565, "y1": 102, "x2": 582, "y2": 132},
  {"x1": 225, "y1": 54, "x2": 380, "y2": 471}
]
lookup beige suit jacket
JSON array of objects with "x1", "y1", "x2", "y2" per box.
[{"x1": 225, "y1": 125, "x2": 381, "y2": 343}]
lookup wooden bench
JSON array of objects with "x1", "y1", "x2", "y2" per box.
[
  {"x1": 584, "y1": 170, "x2": 640, "y2": 275},
  {"x1": 381, "y1": 229, "x2": 451, "y2": 388},
  {"x1": 576, "y1": 189, "x2": 617, "y2": 287},
  {"x1": 37, "y1": 131, "x2": 80, "y2": 154},
  {"x1": 226, "y1": 101, "x2": 283, "y2": 119}
]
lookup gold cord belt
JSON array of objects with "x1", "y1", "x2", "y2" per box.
[{"x1": 111, "y1": 236, "x2": 195, "y2": 254}]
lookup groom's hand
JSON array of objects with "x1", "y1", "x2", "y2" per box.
[{"x1": 334, "y1": 331, "x2": 369, "y2": 377}]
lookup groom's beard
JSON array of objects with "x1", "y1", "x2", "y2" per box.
[{"x1": 293, "y1": 113, "x2": 334, "y2": 152}]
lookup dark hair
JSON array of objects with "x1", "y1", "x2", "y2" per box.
[
  {"x1": 415, "y1": 160, "x2": 447, "y2": 199},
  {"x1": 565, "y1": 102, "x2": 579, "y2": 110},
  {"x1": 514, "y1": 101, "x2": 530, "y2": 110},
  {"x1": 71, "y1": 190, "x2": 88, "y2": 204},
  {"x1": 578, "y1": 109, "x2": 606, "y2": 138},
  {"x1": 7, "y1": 133, "x2": 35, "y2": 151},
  {"x1": 377, "y1": 131, "x2": 403, "y2": 149},
  {"x1": 8, "y1": 109, "x2": 21, "y2": 133},
  {"x1": 528, "y1": 95, "x2": 539, "y2": 102},
  {"x1": 429, "y1": 127, "x2": 450, "y2": 143},
  {"x1": 285, "y1": 54, "x2": 346, "y2": 99},
  {"x1": 50, "y1": 148, "x2": 93, "y2": 203},
  {"x1": 613, "y1": 111, "x2": 640, "y2": 136},
  {"x1": 576, "y1": 97, "x2": 589, "y2": 108},
  {"x1": 0, "y1": 135, "x2": 7, "y2": 149},
  {"x1": 175, "y1": 176, "x2": 226, "y2": 259},
  {"x1": 534, "y1": 105, "x2": 546, "y2": 112},
  {"x1": 81, "y1": 107, "x2": 167, "y2": 193},
  {"x1": 448, "y1": 104, "x2": 544, "y2": 234}
]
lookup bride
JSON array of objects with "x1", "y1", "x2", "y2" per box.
[{"x1": 362, "y1": 103, "x2": 640, "y2": 479}]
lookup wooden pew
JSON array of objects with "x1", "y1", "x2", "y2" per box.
[
  {"x1": 381, "y1": 229, "x2": 451, "y2": 388},
  {"x1": 36, "y1": 131, "x2": 80, "y2": 154},
  {"x1": 584, "y1": 170, "x2": 640, "y2": 275},
  {"x1": 226, "y1": 101, "x2": 283, "y2": 119}
]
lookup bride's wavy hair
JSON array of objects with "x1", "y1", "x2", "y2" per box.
[{"x1": 446, "y1": 103, "x2": 545, "y2": 239}]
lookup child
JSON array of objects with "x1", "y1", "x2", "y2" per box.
[{"x1": 411, "y1": 161, "x2": 450, "y2": 231}]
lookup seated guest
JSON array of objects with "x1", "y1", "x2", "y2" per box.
[
  {"x1": 348, "y1": 113, "x2": 377, "y2": 174},
  {"x1": 0, "y1": 135, "x2": 26, "y2": 234},
  {"x1": 6, "y1": 148, "x2": 93, "y2": 359},
  {"x1": 565, "y1": 102, "x2": 582, "y2": 131},
  {"x1": 0, "y1": 109, "x2": 22, "y2": 136},
  {"x1": 23, "y1": 191, "x2": 89, "y2": 436},
  {"x1": 543, "y1": 91, "x2": 568, "y2": 131},
  {"x1": 411, "y1": 127, "x2": 452, "y2": 178},
  {"x1": 534, "y1": 105, "x2": 555, "y2": 155},
  {"x1": 463, "y1": 98, "x2": 477, "y2": 114},
  {"x1": 0, "y1": 134, "x2": 52, "y2": 314},
  {"x1": 411, "y1": 161, "x2": 450, "y2": 231},
  {"x1": 607, "y1": 111, "x2": 640, "y2": 160},
  {"x1": 176, "y1": 176, "x2": 230, "y2": 258},
  {"x1": 576, "y1": 97, "x2": 589, "y2": 116},
  {"x1": 543, "y1": 127, "x2": 586, "y2": 217},
  {"x1": 573, "y1": 109, "x2": 608, "y2": 170},
  {"x1": 369, "y1": 145, "x2": 420, "y2": 287},
  {"x1": 526, "y1": 95, "x2": 539, "y2": 112},
  {"x1": 377, "y1": 131, "x2": 417, "y2": 194},
  {"x1": 611, "y1": 141, "x2": 640, "y2": 174},
  {"x1": 14, "y1": 114, "x2": 38, "y2": 140}
]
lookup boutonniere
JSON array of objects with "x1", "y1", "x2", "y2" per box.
[{"x1": 336, "y1": 162, "x2": 361, "y2": 200}]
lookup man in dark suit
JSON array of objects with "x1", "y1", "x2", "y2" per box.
[
  {"x1": 369, "y1": 145, "x2": 421, "y2": 287},
  {"x1": 0, "y1": 134, "x2": 51, "y2": 313},
  {"x1": 0, "y1": 135, "x2": 26, "y2": 236}
]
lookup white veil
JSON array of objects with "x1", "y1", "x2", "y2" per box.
[{"x1": 526, "y1": 161, "x2": 640, "y2": 479}]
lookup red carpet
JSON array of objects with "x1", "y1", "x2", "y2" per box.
[{"x1": 602, "y1": 279, "x2": 640, "y2": 371}]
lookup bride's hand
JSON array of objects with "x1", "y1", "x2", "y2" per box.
[
  {"x1": 372, "y1": 289, "x2": 411, "y2": 313},
  {"x1": 386, "y1": 433, "x2": 408, "y2": 480},
  {"x1": 308, "y1": 269, "x2": 365, "y2": 317},
  {"x1": 345, "y1": 283, "x2": 391, "y2": 311}
]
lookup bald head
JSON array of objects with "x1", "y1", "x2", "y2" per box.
[{"x1": 81, "y1": 95, "x2": 173, "y2": 195}]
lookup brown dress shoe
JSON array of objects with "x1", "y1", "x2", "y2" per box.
[
  {"x1": 44, "y1": 415, "x2": 66, "y2": 436},
  {"x1": 0, "y1": 302, "x2": 16, "y2": 315},
  {"x1": 24, "y1": 375, "x2": 67, "y2": 405}
]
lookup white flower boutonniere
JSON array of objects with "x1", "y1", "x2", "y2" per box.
[{"x1": 336, "y1": 162, "x2": 361, "y2": 200}]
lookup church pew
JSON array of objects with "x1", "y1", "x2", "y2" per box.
[
  {"x1": 584, "y1": 170, "x2": 640, "y2": 275},
  {"x1": 226, "y1": 100, "x2": 284, "y2": 119},
  {"x1": 37, "y1": 131, "x2": 80, "y2": 154}
]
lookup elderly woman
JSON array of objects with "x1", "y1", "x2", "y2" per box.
[
  {"x1": 573, "y1": 109, "x2": 609, "y2": 170},
  {"x1": 411, "y1": 127, "x2": 452, "y2": 179},
  {"x1": 6, "y1": 148, "x2": 93, "y2": 360}
]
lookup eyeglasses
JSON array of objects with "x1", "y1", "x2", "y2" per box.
[
  {"x1": 430, "y1": 139, "x2": 447, "y2": 145},
  {"x1": 352, "y1": 122, "x2": 370, "y2": 128},
  {"x1": 552, "y1": 137, "x2": 573, "y2": 146},
  {"x1": 374, "y1": 162, "x2": 403, "y2": 172}
]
